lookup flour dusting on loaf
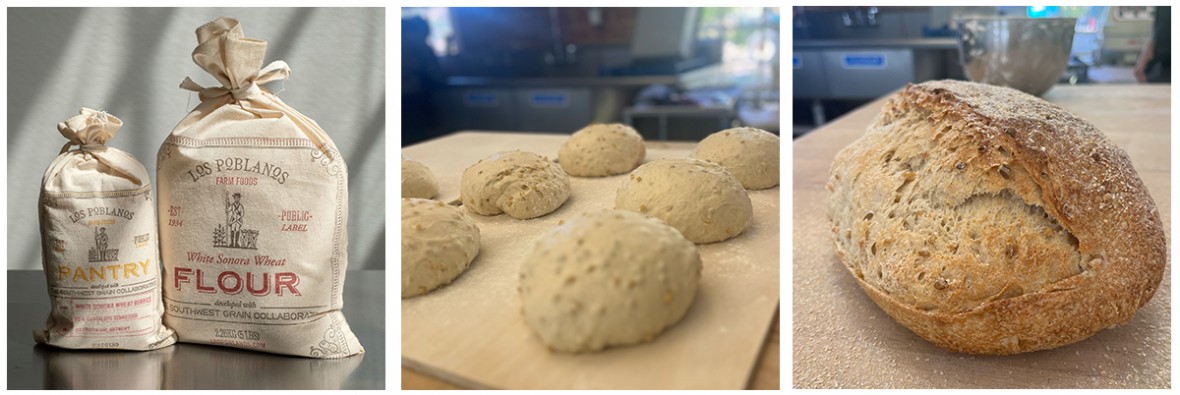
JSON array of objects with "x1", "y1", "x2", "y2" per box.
[{"x1": 827, "y1": 80, "x2": 1166, "y2": 355}]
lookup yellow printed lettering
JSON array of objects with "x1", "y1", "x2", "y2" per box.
[
  {"x1": 58, "y1": 260, "x2": 154, "y2": 283},
  {"x1": 89, "y1": 267, "x2": 103, "y2": 281}
]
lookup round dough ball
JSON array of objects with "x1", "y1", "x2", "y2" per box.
[
  {"x1": 402, "y1": 198, "x2": 481, "y2": 298},
  {"x1": 520, "y1": 209, "x2": 701, "y2": 353},
  {"x1": 402, "y1": 157, "x2": 439, "y2": 199},
  {"x1": 615, "y1": 158, "x2": 752, "y2": 243},
  {"x1": 691, "y1": 127, "x2": 780, "y2": 190},
  {"x1": 461, "y1": 150, "x2": 571, "y2": 219},
  {"x1": 558, "y1": 123, "x2": 646, "y2": 177}
]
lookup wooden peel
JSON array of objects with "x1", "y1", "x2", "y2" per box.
[{"x1": 402, "y1": 131, "x2": 780, "y2": 390}]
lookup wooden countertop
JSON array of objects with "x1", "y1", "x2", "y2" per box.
[
  {"x1": 793, "y1": 84, "x2": 1171, "y2": 388},
  {"x1": 402, "y1": 132, "x2": 780, "y2": 389},
  {"x1": 402, "y1": 309, "x2": 779, "y2": 390}
]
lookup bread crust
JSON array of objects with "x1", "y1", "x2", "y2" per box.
[{"x1": 827, "y1": 80, "x2": 1166, "y2": 354}]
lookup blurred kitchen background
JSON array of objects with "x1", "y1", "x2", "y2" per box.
[
  {"x1": 402, "y1": 7, "x2": 780, "y2": 145},
  {"x1": 793, "y1": 6, "x2": 1169, "y2": 138}
]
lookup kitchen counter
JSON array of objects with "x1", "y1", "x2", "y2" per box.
[
  {"x1": 446, "y1": 75, "x2": 677, "y2": 88},
  {"x1": 793, "y1": 84, "x2": 1170, "y2": 388},
  {"x1": 434, "y1": 78, "x2": 675, "y2": 136},
  {"x1": 6, "y1": 270, "x2": 386, "y2": 390},
  {"x1": 792, "y1": 38, "x2": 959, "y2": 50}
]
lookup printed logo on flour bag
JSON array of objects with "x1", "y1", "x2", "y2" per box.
[
  {"x1": 53, "y1": 207, "x2": 153, "y2": 291},
  {"x1": 157, "y1": 17, "x2": 361, "y2": 358},
  {"x1": 186, "y1": 157, "x2": 289, "y2": 184},
  {"x1": 89, "y1": 226, "x2": 119, "y2": 262},
  {"x1": 167, "y1": 179, "x2": 303, "y2": 297},
  {"x1": 213, "y1": 192, "x2": 259, "y2": 250},
  {"x1": 167, "y1": 158, "x2": 307, "y2": 298},
  {"x1": 36, "y1": 108, "x2": 175, "y2": 351}
]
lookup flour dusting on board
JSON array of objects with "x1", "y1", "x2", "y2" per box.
[{"x1": 402, "y1": 137, "x2": 780, "y2": 389}]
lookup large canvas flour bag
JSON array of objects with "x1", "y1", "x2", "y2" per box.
[
  {"x1": 157, "y1": 17, "x2": 362, "y2": 358},
  {"x1": 37, "y1": 108, "x2": 176, "y2": 351}
]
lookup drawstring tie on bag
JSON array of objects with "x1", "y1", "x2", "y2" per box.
[
  {"x1": 57, "y1": 108, "x2": 142, "y2": 185},
  {"x1": 78, "y1": 142, "x2": 108, "y2": 152},
  {"x1": 179, "y1": 60, "x2": 291, "y2": 118},
  {"x1": 59, "y1": 109, "x2": 117, "y2": 154},
  {"x1": 180, "y1": 17, "x2": 336, "y2": 162}
]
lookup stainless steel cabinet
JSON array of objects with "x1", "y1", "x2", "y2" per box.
[
  {"x1": 792, "y1": 50, "x2": 830, "y2": 97},
  {"x1": 820, "y1": 49, "x2": 915, "y2": 99},
  {"x1": 433, "y1": 88, "x2": 594, "y2": 132},
  {"x1": 433, "y1": 89, "x2": 517, "y2": 132},
  {"x1": 514, "y1": 88, "x2": 593, "y2": 132}
]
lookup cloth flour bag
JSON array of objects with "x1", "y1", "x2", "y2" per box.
[
  {"x1": 37, "y1": 108, "x2": 176, "y2": 350},
  {"x1": 157, "y1": 17, "x2": 362, "y2": 358}
]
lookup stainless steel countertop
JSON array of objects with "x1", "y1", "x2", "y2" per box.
[
  {"x1": 6, "y1": 270, "x2": 385, "y2": 390},
  {"x1": 445, "y1": 75, "x2": 677, "y2": 87},
  {"x1": 792, "y1": 37, "x2": 959, "y2": 50}
]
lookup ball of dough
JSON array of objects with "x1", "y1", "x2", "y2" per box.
[
  {"x1": 691, "y1": 127, "x2": 780, "y2": 190},
  {"x1": 461, "y1": 150, "x2": 571, "y2": 219},
  {"x1": 615, "y1": 158, "x2": 752, "y2": 243},
  {"x1": 520, "y1": 209, "x2": 701, "y2": 353},
  {"x1": 558, "y1": 123, "x2": 646, "y2": 177},
  {"x1": 402, "y1": 198, "x2": 481, "y2": 298},
  {"x1": 402, "y1": 157, "x2": 439, "y2": 199}
]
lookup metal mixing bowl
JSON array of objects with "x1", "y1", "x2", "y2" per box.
[{"x1": 957, "y1": 17, "x2": 1077, "y2": 96}]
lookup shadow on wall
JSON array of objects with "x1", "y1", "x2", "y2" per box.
[
  {"x1": 7, "y1": 7, "x2": 386, "y2": 270},
  {"x1": 7, "y1": 8, "x2": 82, "y2": 150},
  {"x1": 8, "y1": 8, "x2": 89, "y2": 274}
]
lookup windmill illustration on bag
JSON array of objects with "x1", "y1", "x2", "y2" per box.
[
  {"x1": 213, "y1": 191, "x2": 259, "y2": 250},
  {"x1": 88, "y1": 226, "x2": 119, "y2": 262}
]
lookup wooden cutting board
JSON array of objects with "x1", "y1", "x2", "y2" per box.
[
  {"x1": 793, "y1": 84, "x2": 1171, "y2": 388},
  {"x1": 402, "y1": 131, "x2": 780, "y2": 389}
]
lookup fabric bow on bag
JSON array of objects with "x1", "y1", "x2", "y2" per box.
[
  {"x1": 176, "y1": 17, "x2": 336, "y2": 160},
  {"x1": 57, "y1": 108, "x2": 142, "y2": 185},
  {"x1": 180, "y1": 60, "x2": 290, "y2": 104},
  {"x1": 179, "y1": 17, "x2": 290, "y2": 118}
]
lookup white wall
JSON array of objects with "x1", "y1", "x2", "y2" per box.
[{"x1": 7, "y1": 8, "x2": 386, "y2": 270}]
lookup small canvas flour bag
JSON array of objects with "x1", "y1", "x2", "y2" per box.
[
  {"x1": 37, "y1": 108, "x2": 176, "y2": 350},
  {"x1": 157, "y1": 17, "x2": 361, "y2": 358}
]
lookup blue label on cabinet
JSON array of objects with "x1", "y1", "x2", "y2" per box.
[
  {"x1": 529, "y1": 91, "x2": 569, "y2": 108},
  {"x1": 793, "y1": 54, "x2": 801, "y2": 69},
  {"x1": 463, "y1": 91, "x2": 498, "y2": 107},
  {"x1": 842, "y1": 53, "x2": 887, "y2": 69}
]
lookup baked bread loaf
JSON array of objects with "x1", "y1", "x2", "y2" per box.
[{"x1": 827, "y1": 80, "x2": 1166, "y2": 355}]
